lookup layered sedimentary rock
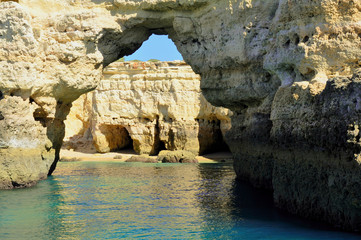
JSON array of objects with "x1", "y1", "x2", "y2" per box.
[
  {"x1": 0, "y1": 0, "x2": 360, "y2": 231},
  {"x1": 64, "y1": 61, "x2": 231, "y2": 155}
]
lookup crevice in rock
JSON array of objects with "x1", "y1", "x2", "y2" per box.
[
  {"x1": 9, "y1": 90, "x2": 16, "y2": 97},
  {"x1": 302, "y1": 36, "x2": 309, "y2": 43},
  {"x1": 293, "y1": 34, "x2": 300, "y2": 45},
  {"x1": 58, "y1": 57, "x2": 77, "y2": 65},
  {"x1": 269, "y1": 1, "x2": 279, "y2": 20},
  {"x1": 11, "y1": 181, "x2": 21, "y2": 188},
  {"x1": 192, "y1": 38, "x2": 201, "y2": 45},
  {"x1": 151, "y1": 117, "x2": 166, "y2": 155},
  {"x1": 283, "y1": 38, "x2": 290, "y2": 48},
  {"x1": 167, "y1": 129, "x2": 176, "y2": 150},
  {"x1": 0, "y1": 90, "x2": 4, "y2": 120}
]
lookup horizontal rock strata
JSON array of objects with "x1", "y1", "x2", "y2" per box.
[
  {"x1": 64, "y1": 61, "x2": 232, "y2": 155},
  {"x1": 0, "y1": 0, "x2": 360, "y2": 231}
]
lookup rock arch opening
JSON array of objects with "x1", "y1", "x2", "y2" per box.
[
  {"x1": 62, "y1": 34, "x2": 232, "y2": 158},
  {"x1": 123, "y1": 34, "x2": 183, "y2": 62}
]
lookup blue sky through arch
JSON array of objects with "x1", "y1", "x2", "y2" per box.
[{"x1": 124, "y1": 35, "x2": 183, "y2": 61}]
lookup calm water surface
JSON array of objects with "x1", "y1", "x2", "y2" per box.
[{"x1": 0, "y1": 162, "x2": 360, "y2": 239}]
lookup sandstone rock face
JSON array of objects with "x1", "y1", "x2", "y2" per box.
[
  {"x1": 0, "y1": 0, "x2": 103, "y2": 187},
  {"x1": 64, "y1": 61, "x2": 232, "y2": 155},
  {"x1": 0, "y1": 94, "x2": 56, "y2": 189},
  {"x1": 0, "y1": 0, "x2": 360, "y2": 231}
]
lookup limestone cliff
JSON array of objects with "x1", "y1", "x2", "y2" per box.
[
  {"x1": 0, "y1": 0, "x2": 360, "y2": 231},
  {"x1": 64, "y1": 61, "x2": 231, "y2": 155}
]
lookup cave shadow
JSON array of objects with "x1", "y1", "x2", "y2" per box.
[
  {"x1": 196, "y1": 164, "x2": 359, "y2": 237},
  {"x1": 197, "y1": 118, "x2": 232, "y2": 161},
  {"x1": 100, "y1": 124, "x2": 133, "y2": 152}
]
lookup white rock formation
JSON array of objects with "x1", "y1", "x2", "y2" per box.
[{"x1": 64, "y1": 61, "x2": 231, "y2": 155}]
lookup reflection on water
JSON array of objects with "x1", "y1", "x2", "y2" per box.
[
  {"x1": 0, "y1": 175, "x2": 66, "y2": 239},
  {"x1": 0, "y1": 162, "x2": 359, "y2": 239}
]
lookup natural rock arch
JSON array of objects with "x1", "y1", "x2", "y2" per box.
[{"x1": 0, "y1": 0, "x2": 361, "y2": 231}]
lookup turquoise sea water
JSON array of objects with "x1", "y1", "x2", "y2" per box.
[{"x1": 0, "y1": 162, "x2": 359, "y2": 239}]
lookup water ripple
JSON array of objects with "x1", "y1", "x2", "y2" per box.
[{"x1": 0, "y1": 162, "x2": 359, "y2": 239}]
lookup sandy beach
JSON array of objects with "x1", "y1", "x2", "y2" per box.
[{"x1": 60, "y1": 149, "x2": 233, "y2": 164}]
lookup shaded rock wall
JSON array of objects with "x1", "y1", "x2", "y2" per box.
[
  {"x1": 64, "y1": 61, "x2": 232, "y2": 155},
  {"x1": 0, "y1": 0, "x2": 360, "y2": 231}
]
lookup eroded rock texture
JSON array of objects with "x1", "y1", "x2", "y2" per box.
[
  {"x1": 0, "y1": 0, "x2": 360, "y2": 231},
  {"x1": 64, "y1": 61, "x2": 231, "y2": 155}
]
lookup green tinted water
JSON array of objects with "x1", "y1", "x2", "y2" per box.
[{"x1": 0, "y1": 162, "x2": 359, "y2": 239}]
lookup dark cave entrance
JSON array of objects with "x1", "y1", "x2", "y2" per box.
[
  {"x1": 98, "y1": 124, "x2": 134, "y2": 153},
  {"x1": 198, "y1": 119, "x2": 230, "y2": 155}
]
